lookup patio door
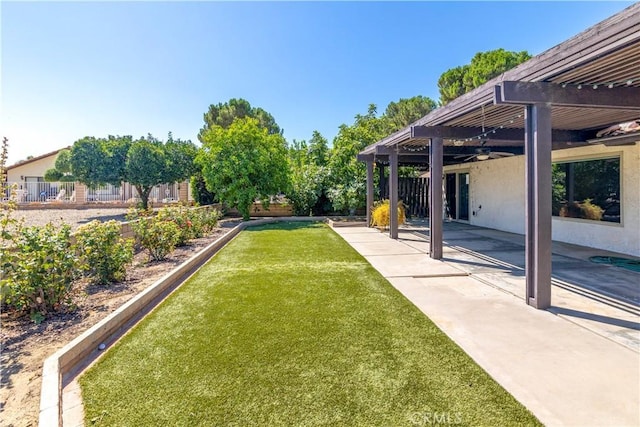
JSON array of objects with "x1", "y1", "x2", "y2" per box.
[
  {"x1": 458, "y1": 173, "x2": 469, "y2": 220},
  {"x1": 445, "y1": 174, "x2": 457, "y2": 219},
  {"x1": 444, "y1": 172, "x2": 470, "y2": 221}
]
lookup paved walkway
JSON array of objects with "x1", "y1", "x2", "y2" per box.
[{"x1": 331, "y1": 223, "x2": 640, "y2": 427}]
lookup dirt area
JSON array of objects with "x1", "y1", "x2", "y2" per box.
[
  {"x1": 9, "y1": 208, "x2": 132, "y2": 230},
  {"x1": 0, "y1": 209, "x2": 238, "y2": 427}
]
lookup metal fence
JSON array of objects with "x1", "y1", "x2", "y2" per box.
[
  {"x1": 2, "y1": 181, "x2": 76, "y2": 203},
  {"x1": 1, "y1": 181, "x2": 180, "y2": 203},
  {"x1": 86, "y1": 183, "x2": 180, "y2": 203}
]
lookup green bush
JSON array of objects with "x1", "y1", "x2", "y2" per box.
[
  {"x1": 75, "y1": 220, "x2": 134, "y2": 285},
  {"x1": 129, "y1": 212, "x2": 180, "y2": 261},
  {"x1": 156, "y1": 205, "x2": 195, "y2": 246},
  {"x1": 199, "y1": 207, "x2": 222, "y2": 234},
  {"x1": 1, "y1": 223, "x2": 79, "y2": 322}
]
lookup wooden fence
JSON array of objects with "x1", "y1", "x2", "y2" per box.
[{"x1": 379, "y1": 177, "x2": 429, "y2": 218}]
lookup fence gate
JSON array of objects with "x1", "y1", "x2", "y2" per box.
[{"x1": 379, "y1": 177, "x2": 429, "y2": 218}]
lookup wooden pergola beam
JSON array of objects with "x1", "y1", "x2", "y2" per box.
[
  {"x1": 411, "y1": 124, "x2": 590, "y2": 144},
  {"x1": 495, "y1": 81, "x2": 640, "y2": 110}
]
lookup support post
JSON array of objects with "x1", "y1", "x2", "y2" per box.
[
  {"x1": 366, "y1": 160, "x2": 374, "y2": 227},
  {"x1": 524, "y1": 104, "x2": 552, "y2": 309},
  {"x1": 389, "y1": 149, "x2": 398, "y2": 239},
  {"x1": 429, "y1": 137, "x2": 443, "y2": 259}
]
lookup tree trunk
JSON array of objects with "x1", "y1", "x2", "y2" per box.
[{"x1": 136, "y1": 185, "x2": 152, "y2": 210}]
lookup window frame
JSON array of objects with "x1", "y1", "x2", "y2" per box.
[{"x1": 551, "y1": 154, "x2": 622, "y2": 225}]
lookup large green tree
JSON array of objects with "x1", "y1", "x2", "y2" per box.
[
  {"x1": 193, "y1": 98, "x2": 283, "y2": 207},
  {"x1": 307, "y1": 131, "x2": 329, "y2": 167},
  {"x1": 197, "y1": 118, "x2": 290, "y2": 220},
  {"x1": 44, "y1": 149, "x2": 76, "y2": 182},
  {"x1": 438, "y1": 48, "x2": 531, "y2": 105},
  {"x1": 384, "y1": 96, "x2": 437, "y2": 131},
  {"x1": 327, "y1": 104, "x2": 389, "y2": 213},
  {"x1": 198, "y1": 98, "x2": 281, "y2": 141},
  {"x1": 70, "y1": 134, "x2": 195, "y2": 209},
  {"x1": 70, "y1": 137, "x2": 119, "y2": 188}
]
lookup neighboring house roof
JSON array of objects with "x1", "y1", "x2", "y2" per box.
[{"x1": 6, "y1": 147, "x2": 71, "y2": 170}]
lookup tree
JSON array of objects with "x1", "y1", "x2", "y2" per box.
[
  {"x1": 438, "y1": 49, "x2": 531, "y2": 105},
  {"x1": 125, "y1": 136, "x2": 167, "y2": 210},
  {"x1": 327, "y1": 104, "x2": 389, "y2": 213},
  {"x1": 125, "y1": 135, "x2": 196, "y2": 210},
  {"x1": 198, "y1": 98, "x2": 282, "y2": 141},
  {"x1": 70, "y1": 134, "x2": 196, "y2": 210},
  {"x1": 197, "y1": 118, "x2": 290, "y2": 220},
  {"x1": 307, "y1": 131, "x2": 329, "y2": 167},
  {"x1": 384, "y1": 96, "x2": 437, "y2": 131},
  {"x1": 70, "y1": 137, "x2": 113, "y2": 188},
  {"x1": 165, "y1": 132, "x2": 198, "y2": 184},
  {"x1": 44, "y1": 149, "x2": 76, "y2": 182},
  {"x1": 286, "y1": 134, "x2": 330, "y2": 216}
]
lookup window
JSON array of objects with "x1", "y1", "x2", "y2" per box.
[{"x1": 552, "y1": 157, "x2": 620, "y2": 223}]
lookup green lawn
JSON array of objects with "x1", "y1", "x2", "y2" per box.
[{"x1": 80, "y1": 221, "x2": 540, "y2": 426}]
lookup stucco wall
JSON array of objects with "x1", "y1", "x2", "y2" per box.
[
  {"x1": 444, "y1": 142, "x2": 640, "y2": 257},
  {"x1": 6, "y1": 154, "x2": 58, "y2": 183}
]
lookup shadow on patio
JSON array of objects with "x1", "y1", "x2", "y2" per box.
[{"x1": 400, "y1": 219, "x2": 640, "y2": 352}]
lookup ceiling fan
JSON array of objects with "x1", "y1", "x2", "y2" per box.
[{"x1": 454, "y1": 147, "x2": 515, "y2": 162}]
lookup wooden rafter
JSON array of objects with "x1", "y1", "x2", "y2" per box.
[{"x1": 495, "y1": 81, "x2": 640, "y2": 110}]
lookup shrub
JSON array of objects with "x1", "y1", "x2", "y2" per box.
[
  {"x1": 75, "y1": 220, "x2": 134, "y2": 285},
  {"x1": 288, "y1": 165, "x2": 326, "y2": 216},
  {"x1": 199, "y1": 207, "x2": 222, "y2": 233},
  {"x1": 580, "y1": 199, "x2": 604, "y2": 220},
  {"x1": 370, "y1": 199, "x2": 406, "y2": 229},
  {"x1": 129, "y1": 212, "x2": 180, "y2": 261},
  {"x1": 558, "y1": 199, "x2": 604, "y2": 221},
  {"x1": 1, "y1": 223, "x2": 79, "y2": 322},
  {"x1": 328, "y1": 182, "x2": 365, "y2": 214},
  {"x1": 157, "y1": 205, "x2": 195, "y2": 246}
]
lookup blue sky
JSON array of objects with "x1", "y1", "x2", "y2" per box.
[{"x1": 0, "y1": 1, "x2": 633, "y2": 165}]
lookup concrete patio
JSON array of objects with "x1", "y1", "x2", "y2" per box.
[{"x1": 332, "y1": 221, "x2": 640, "y2": 427}]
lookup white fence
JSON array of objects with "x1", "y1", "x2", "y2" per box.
[
  {"x1": 86, "y1": 183, "x2": 180, "y2": 203},
  {"x1": 2, "y1": 181, "x2": 76, "y2": 203},
  {"x1": 1, "y1": 182, "x2": 181, "y2": 204}
]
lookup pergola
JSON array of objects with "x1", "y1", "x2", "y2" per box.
[{"x1": 358, "y1": 3, "x2": 640, "y2": 309}]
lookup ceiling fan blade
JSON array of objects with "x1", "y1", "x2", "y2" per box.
[
  {"x1": 463, "y1": 155, "x2": 477, "y2": 162},
  {"x1": 490, "y1": 152, "x2": 515, "y2": 158}
]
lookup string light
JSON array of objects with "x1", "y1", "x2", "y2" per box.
[
  {"x1": 403, "y1": 144, "x2": 428, "y2": 152},
  {"x1": 559, "y1": 78, "x2": 636, "y2": 89},
  {"x1": 452, "y1": 111, "x2": 526, "y2": 144},
  {"x1": 453, "y1": 79, "x2": 637, "y2": 144},
  {"x1": 412, "y1": 79, "x2": 640, "y2": 148}
]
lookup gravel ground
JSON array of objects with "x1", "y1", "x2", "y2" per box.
[{"x1": 8, "y1": 208, "x2": 132, "y2": 229}]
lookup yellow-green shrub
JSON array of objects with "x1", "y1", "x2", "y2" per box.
[
  {"x1": 370, "y1": 199, "x2": 406, "y2": 229},
  {"x1": 75, "y1": 220, "x2": 134, "y2": 285},
  {"x1": 558, "y1": 199, "x2": 603, "y2": 221}
]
